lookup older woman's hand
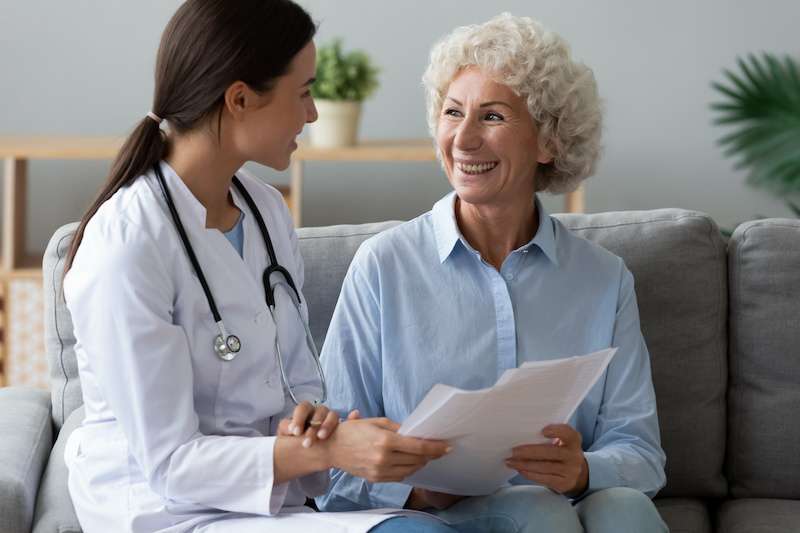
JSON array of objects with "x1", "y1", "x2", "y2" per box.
[
  {"x1": 325, "y1": 417, "x2": 452, "y2": 483},
  {"x1": 504, "y1": 424, "x2": 589, "y2": 497}
]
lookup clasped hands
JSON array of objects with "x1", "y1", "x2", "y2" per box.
[{"x1": 277, "y1": 401, "x2": 452, "y2": 483}]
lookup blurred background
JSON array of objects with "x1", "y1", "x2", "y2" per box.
[{"x1": 2, "y1": 0, "x2": 799, "y2": 253}]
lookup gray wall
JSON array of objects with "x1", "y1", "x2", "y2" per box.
[{"x1": 2, "y1": 0, "x2": 799, "y2": 255}]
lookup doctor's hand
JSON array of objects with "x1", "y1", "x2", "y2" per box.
[
  {"x1": 505, "y1": 424, "x2": 589, "y2": 497},
  {"x1": 278, "y1": 402, "x2": 354, "y2": 449},
  {"x1": 325, "y1": 417, "x2": 452, "y2": 483}
]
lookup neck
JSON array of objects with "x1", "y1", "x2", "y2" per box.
[
  {"x1": 456, "y1": 194, "x2": 539, "y2": 270},
  {"x1": 165, "y1": 130, "x2": 244, "y2": 230}
]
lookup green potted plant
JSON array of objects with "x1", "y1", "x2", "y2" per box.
[
  {"x1": 711, "y1": 52, "x2": 800, "y2": 220},
  {"x1": 309, "y1": 39, "x2": 379, "y2": 148}
]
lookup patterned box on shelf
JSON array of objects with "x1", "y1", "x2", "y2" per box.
[{"x1": 1, "y1": 273, "x2": 48, "y2": 389}]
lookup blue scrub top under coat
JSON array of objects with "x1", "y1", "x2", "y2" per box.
[
  {"x1": 316, "y1": 192, "x2": 666, "y2": 512},
  {"x1": 223, "y1": 210, "x2": 245, "y2": 258}
]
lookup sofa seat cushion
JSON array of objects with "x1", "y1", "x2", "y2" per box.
[
  {"x1": 717, "y1": 498, "x2": 800, "y2": 533},
  {"x1": 32, "y1": 407, "x2": 83, "y2": 533},
  {"x1": 0, "y1": 387, "x2": 53, "y2": 533},
  {"x1": 654, "y1": 498, "x2": 711, "y2": 533}
]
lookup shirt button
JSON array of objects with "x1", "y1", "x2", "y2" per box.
[{"x1": 505, "y1": 273, "x2": 514, "y2": 281}]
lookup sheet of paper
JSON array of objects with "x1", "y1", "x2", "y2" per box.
[{"x1": 398, "y1": 347, "x2": 617, "y2": 495}]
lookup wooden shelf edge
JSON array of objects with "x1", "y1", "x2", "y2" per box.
[{"x1": 0, "y1": 253, "x2": 44, "y2": 277}]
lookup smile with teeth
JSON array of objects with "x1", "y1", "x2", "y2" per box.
[{"x1": 457, "y1": 161, "x2": 499, "y2": 175}]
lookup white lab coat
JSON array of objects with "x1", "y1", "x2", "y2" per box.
[{"x1": 62, "y1": 162, "x2": 399, "y2": 532}]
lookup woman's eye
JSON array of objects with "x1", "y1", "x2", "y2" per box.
[
  {"x1": 443, "y1": 108, "x2": 463, "y2": 117},
  {"x1": 485, "y1": 112, "x2": 504, "y2": 121},
  {"x1": 302, "y1": 90, "x2": 312, "y2": 98}
]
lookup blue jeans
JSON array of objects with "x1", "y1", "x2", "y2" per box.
[
  {"x1": 419, "y1": 486, "x2": 668, "y2": 533},
  {"x1": 370, "y1": 516, "x2": 459, "y2": 532}
]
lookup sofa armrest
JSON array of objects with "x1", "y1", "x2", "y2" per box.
[{"x1": 0, "y1": 387, "x2": 53, "y2": 533}]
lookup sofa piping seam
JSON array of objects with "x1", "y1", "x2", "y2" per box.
[
  {"x1": 53, "y1": 232, "x2": 72, "y2": 427},
  {"x1": 561, "y1": 213, "x2": 711, "y2": 231},
  {"x1": 298, "y1": 230, "x2": 389, "y2": 241}
]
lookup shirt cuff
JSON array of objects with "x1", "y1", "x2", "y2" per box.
[
  {"x1": 584, "y1": 450, "x2": 621, "y2": 494},
  {"x1": 370, "y1": 482, "x2": 414, "y2": 509},
  {"x1": 265, "y1": 437, "x2": 289, "y2": 515}
]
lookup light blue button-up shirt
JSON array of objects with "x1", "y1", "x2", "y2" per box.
[{"x1": 316, "y1": 192, "x2": 666, "y2": 512}]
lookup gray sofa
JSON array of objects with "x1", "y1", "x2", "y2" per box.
[{"x1": 1, "y1": 208, "x2": 799, "y2": 533}]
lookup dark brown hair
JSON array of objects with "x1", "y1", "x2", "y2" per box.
[{"x1": 64, "y1": 0, "x2": 315, "y2": 272}]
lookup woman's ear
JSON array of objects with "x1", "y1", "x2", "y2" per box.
[
  {"x1": 537, "y1": 143, "x2": 554, "y2": 165},
  {"x1": 223, "y1": 81, "x2": 251, "y2": 121}
]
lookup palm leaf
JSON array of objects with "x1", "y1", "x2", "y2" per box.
[{"x1": 711, "y1": 52, "x2": 800, "y2": 196}]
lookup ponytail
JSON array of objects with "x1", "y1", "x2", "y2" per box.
[{"x1": 63, "y1": 116, "x2": 166, "y2": 274}]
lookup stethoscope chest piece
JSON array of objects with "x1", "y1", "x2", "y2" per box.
[{"x1": 214, "y1": 334, "x2": 241, "y2": 361}]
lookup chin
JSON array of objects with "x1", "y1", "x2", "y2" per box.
[
  {"x1": 451, "y1": 181, "x2": 494, "y2": 207},
  {"x1": 258, "y1": 154, "x2": 291, "y2": 172},
  {"x1": 273, "y1": 159, "x2": 291, "y2": 172}
]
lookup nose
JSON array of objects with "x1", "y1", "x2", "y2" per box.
[
  {"x1": 306, "y1": 97, "x2": 318, "y2": 124},
  {"x1": 453, "y1": 115, "x2": 481, "y2": 151}
]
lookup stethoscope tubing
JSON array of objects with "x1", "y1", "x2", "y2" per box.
[
  {"x1": 153, "y1": 164, "x2": 326, "y2": 404},
  {"x1": 155, "y1": 166, "x2": 224, "y2": 324}
]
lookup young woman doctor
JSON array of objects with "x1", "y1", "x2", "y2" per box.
[{"x1": 62, "y1": 1, "x2": 451, "y2": 532}]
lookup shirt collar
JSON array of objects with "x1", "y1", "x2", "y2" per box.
[
  {"x1": 431, "y1": 192, "x2": 461, "y2": 263},
  {"x1": 155, "y1": 161, "x2": 207, "y2": 227},
  {"x1": 431, "y1": 191, "x2": 559, "y2": 266},
  {"x1": 527, "y1": 195, "x2": 559, "y2": 266}
]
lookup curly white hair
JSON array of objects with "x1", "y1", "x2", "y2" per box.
[{"x1": 423, "y1": 13, "x2": 602, "y2": 193}]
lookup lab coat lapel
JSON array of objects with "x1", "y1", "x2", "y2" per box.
[{"x1": 158, "y1": 164, "x2": 266, "y2": 315}]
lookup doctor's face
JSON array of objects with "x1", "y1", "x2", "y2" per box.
[{"x1": 236, "y1": 41, "x2": 318, "y2": 170}]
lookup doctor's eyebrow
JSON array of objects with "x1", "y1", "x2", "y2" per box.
[{"x1": 302, "y1": 77, "x2": 316, "y2": 87}]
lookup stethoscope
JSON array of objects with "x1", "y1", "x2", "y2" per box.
[{"x1": 154, "y1": 164, "x2": 326, "y2": 405}]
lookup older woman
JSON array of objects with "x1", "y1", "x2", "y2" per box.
[{"x1": 317, "y1": 13, "x2": 667, "y2": 533}]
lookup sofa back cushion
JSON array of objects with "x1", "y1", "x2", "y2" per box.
[
  {"x1": 42, "y1": 222, "x2": 81, "y2": 432},
  {"x1": 727, "y1": 218, "x2": 800, "y2": 498},
  {"x1": 44, "y1": 209, "x2": 729, "y2": 498},
  {"x1": 41, "y1": 221, "x2": 401, "y2": 431},
  {"x1": 299, "y1": 210, "x2": 729, "y2": 498},
  {"x1": 557, "y1": 210, "x2": 728, "y2": 498},
  {"x1": 298, "y1": 222, "x2": 401, "y2": 349}
]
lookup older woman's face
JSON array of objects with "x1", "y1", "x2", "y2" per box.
[{"x1": 437, "y1": 67, "x2": 551, "y2": 206}]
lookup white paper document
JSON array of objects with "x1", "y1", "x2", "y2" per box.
[{"x1": 398, "y1": 348, "x2": 617, "y2": 495}]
